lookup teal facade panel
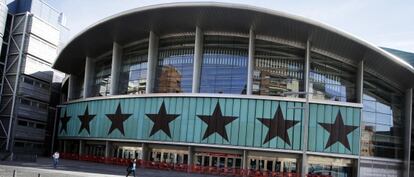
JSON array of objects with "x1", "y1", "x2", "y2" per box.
[{"x1": 59, "y1": 96, "x2": 360, "y2": 155}]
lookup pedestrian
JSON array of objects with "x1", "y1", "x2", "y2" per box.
[
  {"x1": 126, "y1": 159, "x2": 137, "y2": 177},
  {"x1": 52, "y1": 151, "x2": 60, "y2": 169}
]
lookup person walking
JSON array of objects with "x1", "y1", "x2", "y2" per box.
[
  {"x1": 126, "y1": 159, "x2": 137, "y2": 177},
  {"x1": 52, "y1": 151, "x2": 60, "y2": 169}
]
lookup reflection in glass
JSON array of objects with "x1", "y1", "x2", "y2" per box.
[
  {"x1": 92, "y1": 56, "x2": 111, "y2": 96},
  {"x1": 361, "y1": 72, "x2": 404, "y2": 159},
  {"x1": 200, "y1": 35, "x2": 248, "y2": 94},
  {"x1": 309, "y1": 53, "x2": 356, "y2": 102},
  {"x1": 253, "y1": 39, "x2": 304, "y2": 97},
  {"x1": 119, "y1": 41, "x2": 148, "y2": 94},
  {"x1": 155, "y1": 35, "x2": 194, "y2": 93}
]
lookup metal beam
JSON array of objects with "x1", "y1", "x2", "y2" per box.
[
  {"x1": 246, "y1": 29, "x2": 255, "y2": 95},
  {"x1": 192, "y1": 26, "x2": 203, "y2": 93},
  {"x1": 110, "y1": 42, "x2": 122, "y2": 95},
  {"x1": 145, "y1": 31, "x2": 159, "y2": 94}
]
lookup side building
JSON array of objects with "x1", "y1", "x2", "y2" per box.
[{"x1": 0, "y1": 0, "x2": 66, "y2": 158}]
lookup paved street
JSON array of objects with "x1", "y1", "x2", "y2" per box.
[{"x1": 0, "y1": 158, "x2": 216, "y2": 177}]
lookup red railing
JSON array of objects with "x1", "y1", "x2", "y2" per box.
[{"x1": 60, "y1": 153, "x2": 330, "y2": 177}]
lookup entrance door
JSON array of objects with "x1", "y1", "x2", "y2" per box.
[
  {"x1": 150, "y1": 149, "x2": 188, "y2": 164},
  {"x1": 308, "y1": 156, "x2": 354, "y2": 177},
  {"x1": 248, "y1": 156, "x2": 297, "y2": 173},
  {"x1": 194, "y1": 152, "x2": 242, "y2": 168}
]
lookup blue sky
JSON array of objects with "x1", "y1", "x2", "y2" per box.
[{"x1": 39, "y1": 0, "x2": 414, "y2": 52}]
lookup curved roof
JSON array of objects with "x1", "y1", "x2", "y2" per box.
[{"x1": 53, "y1": 2, "x2": 414, "y2": 89}]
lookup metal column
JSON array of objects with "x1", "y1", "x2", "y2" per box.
[
  {"x1": 301, "y1": 40, "x2": 311, "y2": 177},
  {"x1": 83, "y1": 56, "x2": 94, "y2": 98},
  {"x1": 356, "y1": 60, "x2": 364, "y2": 177},
  {"x1": 192, "y1": 26, "x2": 203, "y2": 93},
  {"x1": 188, "y1": 146, "x2": 194, "y2": 172},
  {"x1": 246, "y1": 29, "x2": 255, "y2": 95},
  {"x1": 110, "y1": 42, "x2": 122, "y2": 95},
  {"x1": 145, "y1": 31, "x2": 159, "y2": 94},
  {"x1": 142, "y1": 143, "x2": 149, "y2": 161},
  {"x1": 404, "y1": 88, "x2": 412, "y2": 177},
  {"x1": 79, "y1": 140, "x2": 84, "y2": 156},
  {"x1": 356, "y1": 61, "x2": 364, "y2": 103},
  {"x1": 67, "y1": 75, "x2": 76, "y2": 101},
  {"x1": 242, "y1": 150, "x2": 248, "y2": 170},
  {"x1": 0, "y1": 13, "x2": 29, "y2": 152},
  {"x1": 105, "y1": 141, "x2": 110, "y2": 158}
]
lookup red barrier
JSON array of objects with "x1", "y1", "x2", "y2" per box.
[{"x1": 60, "y1": 153, "x2": 303, "y2": 177}]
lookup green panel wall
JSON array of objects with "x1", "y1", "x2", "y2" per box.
[
  {"x1": 59, "y1": 96, "x2": 360, "y2": 155},
  {"x1": 308, "y1": 103, "x2": 360, "y2": 155}
]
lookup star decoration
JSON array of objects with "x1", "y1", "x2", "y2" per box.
[
  {"x1": 257, "y1": 105, "x2": 299, "y2": 145},
  {"x1": 318, "y1": 111, "x2": 358, "y2": 150},
  {"x1": 78, "y1": 106, "x2": 96, "y2": 134},
  {"x1": 197, "y1": 102, "x2": 237, "y2": 141},
  {"x1": 145, "y1": 101, "x2": 180, "y2": 138},
  {"x1": 60, "y1": 110, "x2": 71, "y2": 134},
  {"x1": 106, "y1": 103, "x2": 132, "y2": 136}
]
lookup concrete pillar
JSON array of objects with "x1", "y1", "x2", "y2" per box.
[
  {"x1": 404, "y1": 88, "x2": 412, "y2": 177},
  {"x1": 79, "y1": 140, "x2": 84, "y2": 156},
  {"x1": 105, "y1": 141, "x2": 111, "y2": 158},
  {"x1": 192, "y1": 26, "x2": 203, "y2": 93},
  {"x1": 63, "y1": 141, "x2": 66, "y2": 153},
  {"x1": 67, "y1": 75, "x2": 76, "y2": 101},
  {"x1": 188, "y1": 146, "x2": 195, "y2": 172},
  {"x1": 83, "y1": 56, "x2": 95, "y2": 98},
  {"x1": 110, "y1": 42, "x2": 123, "y2": 95},
  {"x1": 146, "y1": 31, "x2": 159, "y2": 94},
  {"x1": 242, "y1": 150, "x2": 248, "y2": 170},
  {"x1": 356, "y1": 60, "x2": 364, "y2": 103},
  {"x1": 246, "y1": 29, "x2": 255, "y2": 95},
  {"x1": 141, "y1": 143, "x2": 150, "y2": 161}
]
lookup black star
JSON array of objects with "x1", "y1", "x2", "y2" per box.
[
  {"x1": 78, "y1": 106, "x2": 96, "y2": 134},
  {"x1": 197, "y1": 102, "x2": 237, "y2": 141},
  {"x1": 146, "y1": 101, "x2": 179, "y2": 138},
  {"x1": 60, "y1": 110, "x2": 71, "y2": 134},
  {"x1": 257, "y1": 105, "x2": 299, "y2": 145},
  {"x1": 106, "y1": 103, "x2": 132, "y2": 136},
  {"x1": 318, "y1": 111, "x2": 358, "y2": 150}
]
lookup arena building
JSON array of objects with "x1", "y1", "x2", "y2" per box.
[{"x1": 53, "y1": 2, "x2": 414, "y2": 177}]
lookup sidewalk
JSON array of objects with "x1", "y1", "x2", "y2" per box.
[{"x1": 0, "y1": 157, "x2": 217, "y2": 177}]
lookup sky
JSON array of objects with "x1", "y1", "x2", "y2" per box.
[{"x1": 29, "y1": 0, "x2": 414, "y2": 52}]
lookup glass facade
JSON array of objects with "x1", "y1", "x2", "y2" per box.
[
  {"x1": 200, "y1": 35, "x2": 248, "y2": 94},
  {"x1": 309, "y1": 53, "x2": 356, "y2": 102},
  {"x1": 92, "y1": 55, "x2": 112, "y2": 96},
  {"x1": 119, "y1": 41, "x2": 148, "y2": 94},
  {"x1": 361, "y1": 72, "x2": 404, "y2": 159},
  {"x1": 154, "y1": 35, "x2": 195, "y2": 93},
  {"x1": 253, "y1": 39, "x2": 304, "y2": 97}
]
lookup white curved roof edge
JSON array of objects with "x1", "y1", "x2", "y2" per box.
[{"x1": 54, "y1": 1, "x2": 414, "y2": 74}]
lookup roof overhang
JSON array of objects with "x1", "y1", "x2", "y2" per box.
[{"x1": 53, "y1": 2, "x2": 414, "y2": 89}]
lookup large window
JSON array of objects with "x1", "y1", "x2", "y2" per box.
[
  {"x1": 119, "y1": 41, "x2": 148, "y2": 94},
  {"x1": 154, "y1": 35, "x2": 195, "y2": 93},
  {"x1": 200, "y1": 35, "x2": 248, "y2": 94},
  {"x1": 253, "y1": 39, "x2": 304, "y2": 97},
  {"x1": 361, "y1": 72, "x2": 404, "y2": 159},
  {"x1": 309, "y1": 53, "x2": 356, "y2": 102},
  {"x1": 92, "y1": 55, "x2": 112, "y2": 96}
]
